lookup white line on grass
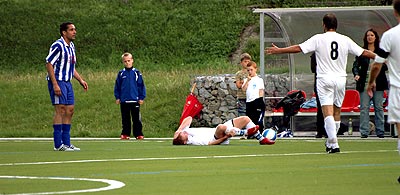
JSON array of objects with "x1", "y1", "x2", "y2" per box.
[
  {"x1": 0, "y1": 150, "x2": 395, "y2": 167},
  {"x1": 0, "y1": 176, "x2": 125, "y2": 195}
]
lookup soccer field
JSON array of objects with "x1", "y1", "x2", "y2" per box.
[{"x1": 0, "y1": 138, "x2": 399, "y2": 195}]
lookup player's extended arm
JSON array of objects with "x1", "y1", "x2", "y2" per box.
[
  {"x1": 265, "y1": 43, "x2": 302, "y2": 54},
  {"x1": 208, "y1": 134, "x2": 230, "y2": 145},
  {"x1": 360, "y1": 49, "x2": 376, "y2": 60}
]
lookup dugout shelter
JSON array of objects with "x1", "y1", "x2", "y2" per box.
[
  {"x1": 253, "y1": 6, "x2": 397, "y2": 132},
  {"x1": 254, "y1": 6, "x2": 396, "y2": 93}
]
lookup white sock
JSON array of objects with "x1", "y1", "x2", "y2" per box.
[
  {"x1": 325, "y1": 116, "x2": 339, "y2": 148},
  {"x1": 245, "y1": 121, "x2": 256, "y2": 130}
]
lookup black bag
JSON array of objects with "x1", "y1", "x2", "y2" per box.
[{"x1": 276, "y1": 90, "x2": 306, "y2": 117}]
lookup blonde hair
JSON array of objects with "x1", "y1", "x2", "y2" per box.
[
  {"x1": 121, "y1": 52, "x2": 133, "y2": 61},
  {"x1": 240, "y1": 53, "x2": 252, "y2": 62}
]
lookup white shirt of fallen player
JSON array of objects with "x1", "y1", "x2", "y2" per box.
[
  {"x1": 243, "y1": 76, "x2": 264, "y2": 103},
  {"x1": 182, "y1": 127, "x2": 229, "y2": 145},
  {"x1": 299, "y1": 31, "x2": 364, "y2": 106},
  {"x1": 182, "y1": 118, "x2": 238, "y2": 145}
]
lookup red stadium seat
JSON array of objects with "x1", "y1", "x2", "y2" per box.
[{"x1": 341, "y1": 89, "x2": 360, "y2": 112}]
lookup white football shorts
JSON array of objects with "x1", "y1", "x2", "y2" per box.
[
  {"x1": 316, "y1": 76, "x2": 346, "y2": 107},
  {"x1": 387, "y1": 86, "x2": 400, "y2": 123}
]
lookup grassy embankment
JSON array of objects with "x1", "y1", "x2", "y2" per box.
[{"x1": 0, "y1": 0, "x2": 377, "y2": 137}]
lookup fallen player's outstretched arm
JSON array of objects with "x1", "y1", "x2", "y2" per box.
[{"x1": 208, "y1": 134, "x2": 230, "y2": 145}]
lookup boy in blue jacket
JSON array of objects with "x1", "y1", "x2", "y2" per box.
[{"x1": 114, "y1": 52, "x2": 146, "y2": 140}]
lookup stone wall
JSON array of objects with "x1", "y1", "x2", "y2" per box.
[
  {"x1": 189, "y1": 74, "x2": 291, "y2": 127},
  {"x1": 189, "y1": 74, "x2": 357, "y2": 128}
]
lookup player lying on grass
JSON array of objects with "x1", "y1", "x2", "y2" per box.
[{"x1": 172, "y1": 116, "x2": 275, "y2": 145}]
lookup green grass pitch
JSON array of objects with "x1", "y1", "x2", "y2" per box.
[{"x1": 0, "y1": 139, "x2": 399, "y2": 195}]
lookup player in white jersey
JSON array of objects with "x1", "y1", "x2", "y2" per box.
[
  {"x1": 367, "y1": 0, "x2": 400, "y2": 157},
  {"x1": 172, "y1": 116, "x2": 275, "y2": 145},
  {"x1": 265, "y1": 13, "x2": 377, "y2": 153}
]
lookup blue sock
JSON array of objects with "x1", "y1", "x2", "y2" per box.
[
  {"x1": 62, "y1": 124, "x2": 71, "y2": 146},
  {"x1": 53, "y1": 124, "x2": 62, "y2": 148}
]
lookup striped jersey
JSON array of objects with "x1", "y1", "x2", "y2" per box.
[
  {"x1": 45, "y1": 37, "x2": 76, "y2": 82},
  {"x1": 299, "y1": 31, "x2": 364, "y2": 78}
]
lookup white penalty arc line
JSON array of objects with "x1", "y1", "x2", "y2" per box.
[
  {"x1": 0, "y1": 176, "x2": 125, "y2": 195},
  {"x1": 0, "y1": 149, "x2": 396, "y2": 167}
]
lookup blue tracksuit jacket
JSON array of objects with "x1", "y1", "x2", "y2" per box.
[{"x1": 114, "y1": 67, "x2": 146, "y2": 103}]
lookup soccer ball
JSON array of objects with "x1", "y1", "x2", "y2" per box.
[{"x1": 262, "y1": 128, "x2": 277, "y2": 141}]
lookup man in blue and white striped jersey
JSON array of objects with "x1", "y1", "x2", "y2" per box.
[{"x1": 45, "y1": 22, "x2": 88, "y2": 151}]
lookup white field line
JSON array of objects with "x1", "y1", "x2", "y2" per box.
[
  {"x1": 0, "y1": 176, "x2": 125, "y2": 195},
  {"x1": 0, "y1": 137, "x2": 397, "y2": 141},
  {"x1": 0, "y1": 150, "x2": 396, "y2": 167}
]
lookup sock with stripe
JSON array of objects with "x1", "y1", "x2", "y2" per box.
[{"x1": 253, "y1": 131, "x2": 263, "y2": 141}]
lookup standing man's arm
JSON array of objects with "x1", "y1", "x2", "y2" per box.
[
  {"x1": 73, "y1": 69, "x2": 88, "y2": 91},
  {"x1": 265, "y1": 43, "x2": 302, "y2": 54},
  {"x1": 45, "y1": 62, "x2": 61, "y2": 96},
  {"x1": 360, "y1": 49, "x2": 376, "y2": 59},
  {"x1": 367, "y1": 62, "x2": 383, "y2": 97},
  {"x1": 367, "y1": 48, "x2": 390, "y2": 97}
]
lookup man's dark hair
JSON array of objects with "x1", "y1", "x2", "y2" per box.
[
  {"x1": 172, "y1": 138, "x2": 185, "y2": 145},
  {"x1": 323, "y1": 13, "x2": 337, "y2": 30},
  {"x1": 394, "y1": 0, "x2": 400, "y2": 15},
  {"x1": 60, "y1": 22, "x2": 74, "y2": 36}
]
